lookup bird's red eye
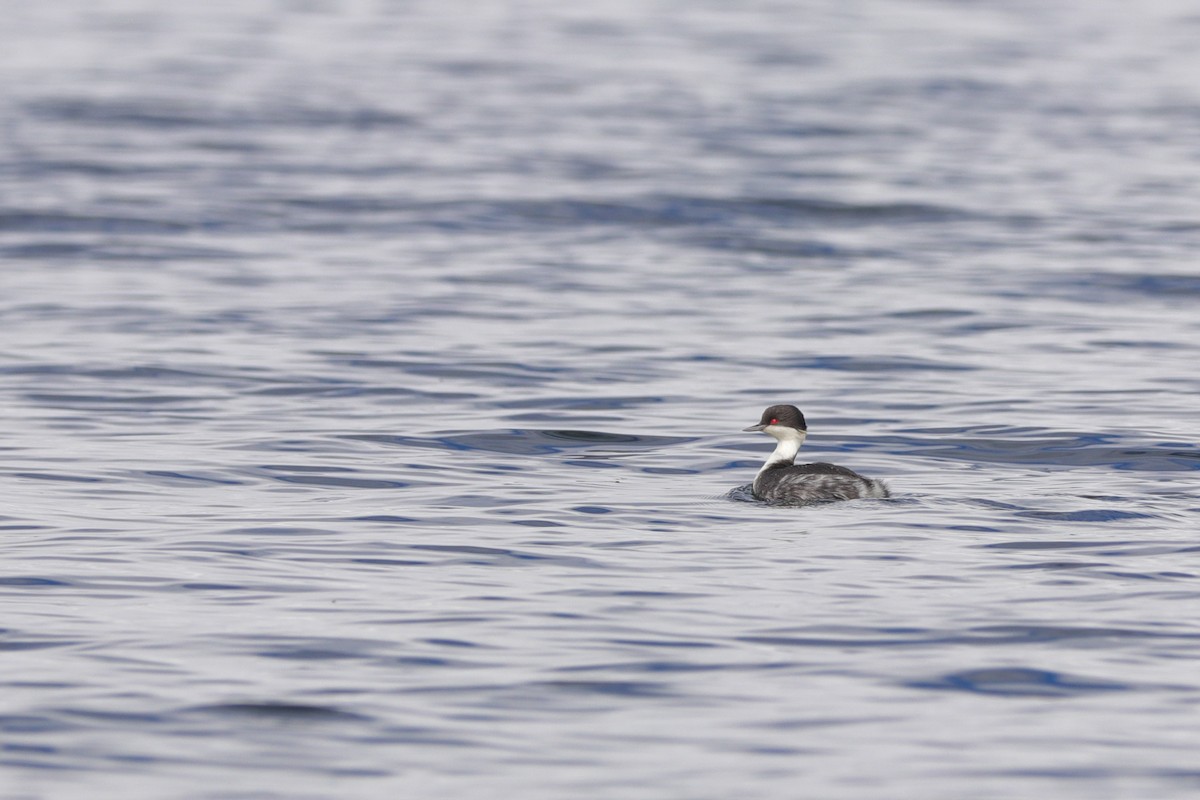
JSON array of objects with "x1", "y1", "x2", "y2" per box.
[{"x1": 770, "y1": 418, "x2": 778, "y2": 424}]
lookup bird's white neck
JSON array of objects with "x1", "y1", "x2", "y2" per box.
[{"x1": 759, "y1": 427, "x2": 807, "y2": 473}]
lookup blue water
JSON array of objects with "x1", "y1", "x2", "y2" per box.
[{"x1": 3, "y1": 1, "x2": 1200, "y2": 797}]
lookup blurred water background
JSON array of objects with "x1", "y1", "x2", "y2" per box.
[{"x1": 2, "y1": 0, "x2": 1200, "y2": 797}]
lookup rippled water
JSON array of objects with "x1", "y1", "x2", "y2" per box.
[{"x1": 3, "y1": 0, "x2": 1200, "y2": 797}]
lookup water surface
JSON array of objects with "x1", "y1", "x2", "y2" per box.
[{"x1": 3, "y1": 1, "x2": 1200, "y2": 798}]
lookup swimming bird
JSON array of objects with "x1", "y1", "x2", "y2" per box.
[{"x1": 743, "y1": 404, "x2": 889, "y2": 505}]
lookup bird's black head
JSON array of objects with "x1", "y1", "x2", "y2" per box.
[{"x1": 743, "y1": 404, "x2": 807, "y2": 432}]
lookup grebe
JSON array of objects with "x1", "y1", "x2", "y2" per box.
[{"x1": 743, "y1": 404, "x2": 889, "y2": 505}]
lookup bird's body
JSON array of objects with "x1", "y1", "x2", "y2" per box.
[{"x1": 744, "y1": 404, "x2": 889, "y2": 505}]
